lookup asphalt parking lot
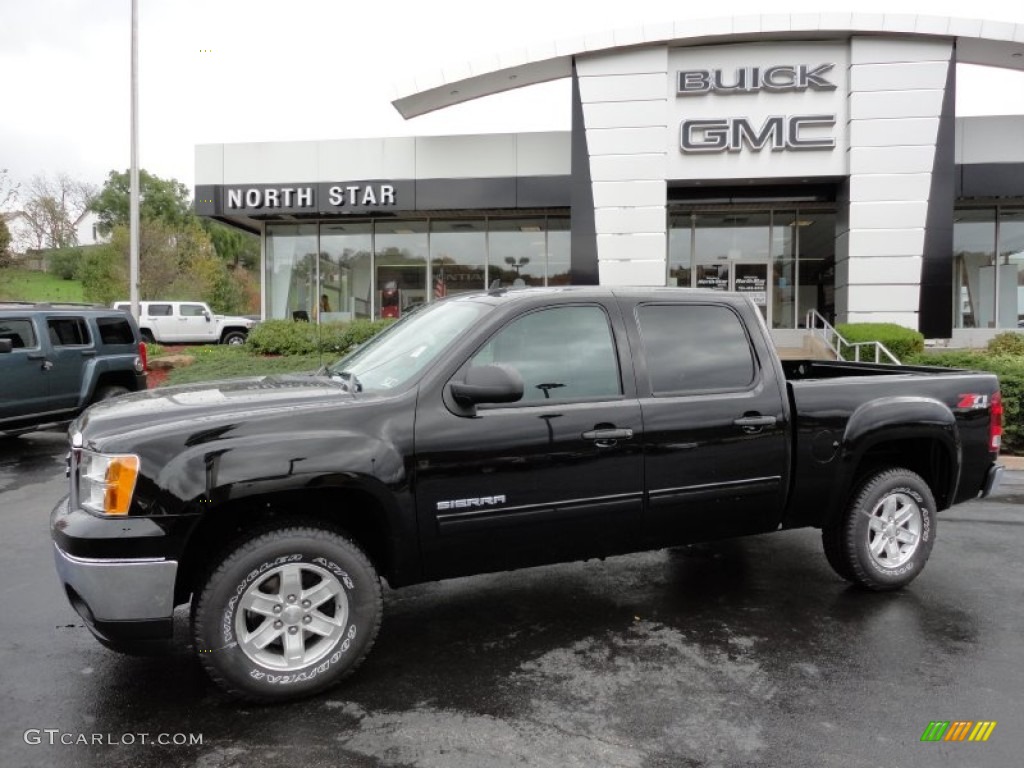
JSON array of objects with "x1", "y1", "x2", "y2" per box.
[{"x1": 1, "y1": 429, "x2": 1022, "y2": 768}]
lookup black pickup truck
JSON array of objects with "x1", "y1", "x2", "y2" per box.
[{"x1": 50, "y1": 287, "x2": 1004, "y2": 701}]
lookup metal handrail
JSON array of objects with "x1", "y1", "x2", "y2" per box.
[{"x1": 805, "y1": 309, "x2": 901, "y2": 365}]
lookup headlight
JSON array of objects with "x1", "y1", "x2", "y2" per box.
[{"x1": 77, "y1": 450, "x2": 140, "y2": 516}]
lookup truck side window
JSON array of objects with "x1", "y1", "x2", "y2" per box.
[
  {"x1": 637, "y1": 304, "x2": 755, "y2": 394},
  {"x1": 148, "y1": 304, "x2": 172, "y2": 316},
  {"x1": 0, "y1": 319, "x2": 37, "y2": 349},
  {"x1": 96, "y1": 317, "x2": 135, "y2": 345},
  {"x1": 46, "y1": 317, "x2": 92, "y2": 347},
  {"x1": 181, "y1": 304, "x2": 206, "y2": 317},
  {"x1": 471, "y1": 306, "x2": 621, "y2": 403}
]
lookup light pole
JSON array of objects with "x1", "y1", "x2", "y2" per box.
[{"x1": 129, "y1": 0, "x2": 140, "y2": 321}]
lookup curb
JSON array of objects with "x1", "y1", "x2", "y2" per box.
[{"x1": 1000, "y1": 455, "x2": 1024, "y2": 471}]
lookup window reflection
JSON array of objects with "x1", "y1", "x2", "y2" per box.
[{"x1": 430, "y1": 220, "x2": 486, "y2": 299}]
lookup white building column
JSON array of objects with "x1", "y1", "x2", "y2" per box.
[
  {"x1": 838, "y1": 37, "x2": 955, "y2": 328},
  {"x1": 576, "y1": 48, "x2": 668, "y2": 286}
]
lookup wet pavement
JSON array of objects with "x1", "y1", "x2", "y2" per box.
[{"x1": 1, "y1": 430, "x2": 1022, "y2": 768}]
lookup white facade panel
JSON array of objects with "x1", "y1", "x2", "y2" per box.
[
  {"x1": 595, "y1": 206, "x2": 666, "y2": 234},
  {"x1": 848, "y1": 145, "x2": 937, "y2": 174},
  {"x1": 415, "y1": 134, "x2": 516, "y2": 178},
  {"x1": 849, "y1": 118, "x2": 939, "y2": 147},
  {"x1": 317, "y1": 138, "x2": 417, "y2": 180},
  {"x1": 583, "y1": 101, "x2": 668, "y2": 129},
  {"x1": 586, "y1": 127, "x2": 667, "y2": 156},
  {"x1": 846, "y1": 311, "x2": 919, "y2": 328},
  {"x1": 848, "y1": 228, "x2": 925, "y2": 257},
  {"x1": 849, "y1": 173, "x2": 933, "y2": 202},
  {"x1": 515, "y1": 132, "x2": 572, "y2": 176},
  {"x1": 575, "y1": 47, "x2": 667, "y2": 77},
  {"x1": 914, "y1": 16, "x2": 951, "y2": 36},
  {"x1": 847, "y1": 284, "x2": 921, "y2": 312},
  {"x1": 589, "y1": 154, "x2": 667, "y2": 182},
  {"x1": 592, "y1": 180, "x2": 666, "y2": 208},
  {"x1": 849, "y1": 61, "x2": 950, "y2": 92},
  {"x1": 597, "y1": 232, "x2": 666, "y2": 261},
  {"x1": 223, "y1": 142, "x2": 319, "y2": 184},
  {"x1": 577, "y1": 73, "x2": 668, "y2": 103},
  {"x1": 958, "y1": 116, "x2": 1024, "y2": 164},
  {"x1": 846, "y1": 255, "x2": 923, "y2": 284},
  {"x1": 850, "y1": 37, "x2": 952, "y2": 65},
  {"x1": 849, "y1": 90, "x2": 944, "y2": 119},
  {"x1": 598, "y1": 258, "x2": 667, "y2": 286},
  {"x1": 849, "y1": 201, "x2": 929, "y2": 230},
  {"x1": 195, "y1": 145, "x2": 224, "y2": 185}
]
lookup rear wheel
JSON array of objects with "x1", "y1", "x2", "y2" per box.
[
  {"x1": 191, "y1": 524, "x2": 382, "y2": 702},
  {"x1": 824, "y1": 468, "x2": 936, "y2": 591}
]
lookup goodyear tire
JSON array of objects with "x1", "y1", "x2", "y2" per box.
[
  {"x1": 828, "y1": 468, "x2": 936, "y2": 591},
  {"x1": 192, "y1": 525, "x2": 382, "y2": 702}
]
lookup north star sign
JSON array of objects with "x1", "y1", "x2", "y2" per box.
[
  {"x1": 677, "y1": 63, "x2": 837, "y2": 154},
  {"x1": 224, "y1": 183, "x2": 398, "y2": 211}
]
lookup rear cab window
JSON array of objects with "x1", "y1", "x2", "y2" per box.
[
  {"x1": 636, "y1": 303, "x2": 756, "y2": 395},
  {"x1": 95, "y1": 316, "x2": 136, "y2": 346}
]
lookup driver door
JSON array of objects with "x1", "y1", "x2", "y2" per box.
[{"x1": 413, "y1": 301, "x2": 644, "y2": 580}]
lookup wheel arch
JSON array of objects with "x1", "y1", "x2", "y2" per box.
[{"x1": 174, "y1": 481, "x2": 416, "y2": 606}]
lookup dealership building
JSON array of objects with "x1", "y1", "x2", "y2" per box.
[{"x1": 195, "y1": 14, "x2": 1024, "y2": 344}]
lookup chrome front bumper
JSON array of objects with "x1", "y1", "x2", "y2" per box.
[{"x1": 53, "y1": 542, "x2": 177, "y2": 623}]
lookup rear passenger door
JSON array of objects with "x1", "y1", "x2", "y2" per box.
[
  {"x1": 0, "y1": 317, "x2": 50, "y2": 423},
  {"x1": 44, "y1": 316, "x2": 94, "y2": 411},
  {"x1": 144, "y1": 303, "x2": 176, "y2": 341},
  {"x1": 631, "y1": 301, "x2": 789, "y2": 545}
]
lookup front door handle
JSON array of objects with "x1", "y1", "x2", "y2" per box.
[
  {"x1": 582, "y1": 427, "x2": 634, "y2": 448},
  {"x1": 41, "y1": 360, "x2": 54, "y2": 371},
  {"x1": 733, "y1": 414, "x2": 777, "y2": 433}
]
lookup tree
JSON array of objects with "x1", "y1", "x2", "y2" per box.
[
  {"x1": 0, "y1": 217, "x2": 12, "y2": 268},
  {"x1": 0, "y1": 168, "x2": 18, "y2": 211},
  {"x1": 91, "y1": 169, "x2": 192, "y2": 236},
  {"x1": 203, "y1": 219, "x2": 259, "y2": 270},
  {"x1": 20, "y1": 173, "x2": 96, "y2": 250}
]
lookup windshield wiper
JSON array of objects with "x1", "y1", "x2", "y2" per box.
[{"x1": 329, "y1": 370, "x2": 362, "y2": 393}]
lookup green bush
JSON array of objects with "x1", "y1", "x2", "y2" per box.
[
  {"x1": 246, "y1": 318, "x2": 394, "y2": 357},
  {"x1": 906, "y1": 350, "x2": 1024, "y2": 455},
  {"x1": 836, "y1": 323, "x2": 924, "y2": 362},
  {"x1": 47, "y1": 247, "x2": 85, "y2": 280},
  {"x1": 987, "y1": 331, "x2": 1024, "y2": 357}
]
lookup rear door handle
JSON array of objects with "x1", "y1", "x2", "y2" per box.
[
  {"x1": 81, "y1": 350, "x2": 96, "y2": 357},
  {"x1": 733, "y1": 415, "x2": 777, "y2": 433}
]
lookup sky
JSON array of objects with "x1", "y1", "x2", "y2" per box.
[{"x1": 1, "y1": 0, "x2": 1023, "y2": 199}]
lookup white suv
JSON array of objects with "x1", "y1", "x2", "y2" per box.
[{"x1": 114, "y1": 301, "x2": 256, "y2": 345}]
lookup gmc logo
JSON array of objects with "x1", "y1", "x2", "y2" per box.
[{"x1": 680, "y1": 115, "x2": 836, "y2": 153}]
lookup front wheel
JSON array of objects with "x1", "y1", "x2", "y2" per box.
[
  {"x1": 221, "y1": 331, "x2": 247, "y2": 345},
  {"x1": 191, "y1": 525, "x2": 382, "y2": 702},
  {"x1": 824, "y1": 468, "x2": 936, "y2": 591}
]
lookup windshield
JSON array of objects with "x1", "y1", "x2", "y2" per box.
[{"x1": 326, "y1": 300, "x2": 493, "y2": 393}]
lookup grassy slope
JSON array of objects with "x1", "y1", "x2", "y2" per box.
[
  {"x1": 161, "y1": 346, "x2": 325, "y2": 386},
  {"x1": 0, "y1": 269, "x2": 85, "y2": 303}
]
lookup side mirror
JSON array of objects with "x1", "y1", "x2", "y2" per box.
[
  {"x1": 203, "y1": 310, "x2": 211, "y2": 322},
  {"x1": 450, "y1": 364, "x2": 524, "y2": 407},
  {"x1": 0, "y1": 339, "x2": 12, "y2": 353}
]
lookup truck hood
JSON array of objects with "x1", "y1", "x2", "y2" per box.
[{"x1": 72, "y1": 375, "x2": 373, "y2": 446}]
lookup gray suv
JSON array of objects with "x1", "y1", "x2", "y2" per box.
[{"x1": 0, "y1": 302, "x2": 148, "y2": 435}]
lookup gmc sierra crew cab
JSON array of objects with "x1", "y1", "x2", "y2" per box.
[{"x1": 51, "y1": 287, "x2": 1004, "y2": 701}]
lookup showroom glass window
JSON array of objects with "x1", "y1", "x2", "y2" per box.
[
  {"x1": 374, "y1": 221, "x2": 427, "y2": 320},
  {"x1": 954, "y1": 209, "x2": 997, "y2": 329},
  {"x1": 320, "y1": 222, "x2": 372, "y2": 320},
  {"x1": 430, "y1": 220, "x2": 486, "y2": 299},
  {"x1": 488, "y1": 218, "x2": 546, "y2": 288},
  {"x1": 546, "y1": 217, "x2": 572, "y2": 285},
  {"x1": 266, "y1": 223, "x2": 318, "y2": 321},
  {"x1": 999, "y1": 209, "x2": 1024, "y2": 329}
]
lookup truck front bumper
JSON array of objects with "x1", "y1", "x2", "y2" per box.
[{"x1": 51, "y1": 497, "x2": 177, "y2": 646}]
